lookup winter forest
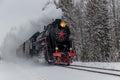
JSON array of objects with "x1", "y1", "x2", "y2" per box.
[
  {"x1": 1, "y1": 1, "x2": 120, "y2": 80},
  {"x1": 54, "y1": 0, "x2": 120, "y2": 62}
]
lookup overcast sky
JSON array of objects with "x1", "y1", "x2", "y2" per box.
[{"x1": 0, "y1": 0, "x2": 48, "y2": 45}]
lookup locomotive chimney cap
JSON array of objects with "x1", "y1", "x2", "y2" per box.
[{"x1": 54, "y1": 19, "x2": 61, "y2": 24}]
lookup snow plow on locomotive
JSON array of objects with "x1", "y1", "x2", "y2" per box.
[{"x1": 17, "y1": 19, "x2": 75, "y2": 65}]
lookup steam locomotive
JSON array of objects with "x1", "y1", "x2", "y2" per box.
[{"x1": 17, "y1": 19, "x2": 75, "y2": 65}]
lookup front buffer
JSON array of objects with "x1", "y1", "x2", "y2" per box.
[{"x1": 53, "y1": 48, "x2": 75, "y2": 65}]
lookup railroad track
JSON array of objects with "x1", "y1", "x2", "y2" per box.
[
  {"x1": 71, "y1": 65, "x2": 120, "y2": 72},
  {"x1": 60, "y1": 65, "x2": 120, "y2": 77}
]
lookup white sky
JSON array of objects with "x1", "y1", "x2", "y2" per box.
[{"x1": 0, "y1": 0, "x2": 48, "y2": 45}]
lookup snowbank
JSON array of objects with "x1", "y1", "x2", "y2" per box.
[{"x1": 0, "y1": 1, "x2": 62, "y2": 62}]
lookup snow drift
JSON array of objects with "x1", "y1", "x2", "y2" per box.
[{"x1": 0, "y1": 1, "x2": 62, "y2": 62}]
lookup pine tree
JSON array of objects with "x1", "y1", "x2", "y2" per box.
[{"x1": 85, "y1": 0, "x2": 113, "y2": 61}]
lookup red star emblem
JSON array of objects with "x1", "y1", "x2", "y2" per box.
[{"x1": 58, "y1": 31, "x2": 64, "y2": 38}]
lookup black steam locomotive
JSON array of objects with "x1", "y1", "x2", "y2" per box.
[{"x1": 17, "y1": 19, "x2": 75, "y2": 65}]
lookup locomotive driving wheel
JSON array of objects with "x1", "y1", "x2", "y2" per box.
[{"x1": 54, "y1": 57, "x2": 61, "y2": 64}]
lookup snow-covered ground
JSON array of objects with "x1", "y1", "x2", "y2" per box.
[
  {"x1": 0, "y1": 60, "x2": 120, "y2": 80},
  {"x1": 0, "y1": 0, "x2": 120, "y2": 80}
]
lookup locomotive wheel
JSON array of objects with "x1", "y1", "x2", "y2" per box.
[
  {"x1": 67, "y1": 61, "x2": 70, "y2": 66},
  {"x1": 54, "y1": 57, "x2": 61, "y2": 64},
  {"x1": 44, "y1": 51, "x2": 52, "y2": 64}
]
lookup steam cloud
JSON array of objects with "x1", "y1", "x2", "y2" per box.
[{"x1": 0, "y1": 2, "x2": 62, "y2": 62}]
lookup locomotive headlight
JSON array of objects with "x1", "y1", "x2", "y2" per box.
[
  {"x1": 60, "y1": 21, "x2": 66, "y2": 28},
  {"x1": 70, "y1": 48, "x2": 73, "y2": 51},
  {"x1": 55, "y1": 47, "x2": 59, "y2": 51}
]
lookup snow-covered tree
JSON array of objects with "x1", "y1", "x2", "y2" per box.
[
  {"x1": 55, "y1": 0, "x2": 87, "y2": 61},
  {"x1": 54, "y1": 0, "x2": 120, "y2": 61},
  {"x1": 85, "y1": 0, "x2": 115, "y2": 61}
]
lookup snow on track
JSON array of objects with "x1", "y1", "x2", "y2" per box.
[{"x1": 66, "y1": 65, "x2": 120, "y2": 77}]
